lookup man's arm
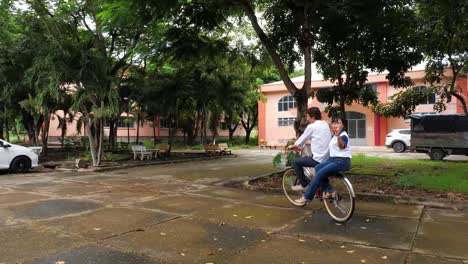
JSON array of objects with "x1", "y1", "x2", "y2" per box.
[{"x1": 294, "y1": 125, "x2": 313, "y2": 148}]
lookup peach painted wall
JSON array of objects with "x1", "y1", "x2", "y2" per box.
[{"x1": 48, "y1": 111, "x2": 246, "y2": 140}]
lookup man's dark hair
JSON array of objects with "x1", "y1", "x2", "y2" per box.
[{"x1": 307, "y1": 107, "x2": 322, "y2": 120}]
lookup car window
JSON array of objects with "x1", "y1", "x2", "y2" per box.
[{"x1": 399, "y1": 130, "x2": 411, "y2": 135}]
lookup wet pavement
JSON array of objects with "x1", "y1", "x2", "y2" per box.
[{"x1": 0, "y1": 149, "x2": 467, "y2": 263}]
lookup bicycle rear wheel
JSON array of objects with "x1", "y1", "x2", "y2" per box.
[
  {"x1": 323, "y1": 174, "x2": 355, "y2": 223},
  {"x1": 282, "y1": 168, "x2": 306, "y2": 207}
]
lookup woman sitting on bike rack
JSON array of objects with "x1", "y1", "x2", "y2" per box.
[{"x1": 295, "y1": 118, "x2": 352, "y2": 205}]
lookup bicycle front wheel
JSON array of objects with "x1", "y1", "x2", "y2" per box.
[
  {"x1": 323, "y1": 174, "x2": 355, "y2": 223},
  {"x1": 282, "y1": 168, "x2": 306, "y2": 207}
]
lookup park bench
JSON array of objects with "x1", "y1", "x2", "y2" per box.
[
  {"x1": 204, "y1": 144, "x2": 222, "y2": 156},
  {"x1": 218, "y1": 143, "x2": 232, "y2": 155},
  {"x1": 131, "y1": 145, "x2": 157, "y2": 160}
]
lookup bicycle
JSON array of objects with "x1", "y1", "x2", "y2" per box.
[{"x1": 281, "y1": 148, "x2": 355, "y2": 223}]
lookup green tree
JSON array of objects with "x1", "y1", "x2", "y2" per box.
[{"x1": 312, "y1": 0, "x2": 422, "y2": 121}]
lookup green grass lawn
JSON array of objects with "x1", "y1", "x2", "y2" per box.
[{"x1": 351, "y1": 154, "x2": 468, "y2": 194}]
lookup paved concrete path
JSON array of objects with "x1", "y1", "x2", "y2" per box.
[{"x1": 0, "y1": 150, "x2": 467, "y2": 263}]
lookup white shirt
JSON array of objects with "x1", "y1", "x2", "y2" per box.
[
  {"x1": 329, "y1": 131, "x2": 352, "y2": 158},
  {"x1": 294, "y1": 120, "x2": 332, "y2": 163}
]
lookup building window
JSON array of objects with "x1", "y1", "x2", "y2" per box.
[
  {"x1": 345, "y1": 112, "x2": 366, "y2": 139},
  {"x1": 278, "y1": 96, "x2": 297, "y2": 112},
  {"x1": 118, "y1": 117, "x2": 135, "y2": 128},
  {"x1": 278, "y1": 117, "x2": 296, "y2": 126},
  {"x1": 104, "y1": 118, "x2": 135, "y2": 128},
  {"x1": 160, "y1": 118, "x2": 169, "y2": 129},
  {"x1": 422, "y1": 93, "x2": 436, "y2": 104}
]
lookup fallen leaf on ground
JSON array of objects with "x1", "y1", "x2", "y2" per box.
[
  {"x1": 340, "y1": 246, "x2": 345, "y2": 248},
  {"x1": 241, "y1": 235, "x2": 246, "y2": 238},
  {"x1": 335, "y1": 223, "x2": 342, "y2": 226},
  {"x1": 233, "y1": 214, "x2": 238, "y2": 217},
  {"x1": 93, "y1": 228, "x2": 101, "y2": 231},
  {"x1": 267, "y1": 231, "x2": 273, "y2": 234},
  {"x1": 382, "y1": 256, "x2": 388, "y2": 259},
  {"x1": 160, "y1": 233, "x2": 166, "y2": 236},
  {"x1": 361, "y1": 259, "x2": 366, "y2": 263},
  {"x1": 346, "y1": 250, "x2": 355, "y2": 254},
  {"x1": 298, "y1": 239, "x2": 306, "y2": 242},
  {"x1": 213, "y1": 237, "x2": 218, "y2": 241},
  {"x1": 218, "y1": 248, "x2": 223, "y2": 251},
  {"x1": 244, "y1": 216, "x2": 254, "y2": 219},
  {"x1": 56, "y1": 262, "x2": 65, "y2": 264},
  {"x1": 361, "y1": 227, "x2": 367, "y2": 230},
  {"x1": 366, "y1": 219, "x2": 370, "y2": 222},
  {"x1": 261, "y1": 240, "x2": 266, "y2": 242},
  {"x1": 180, "y1": 253, "x2": 186, "y2": 256}
]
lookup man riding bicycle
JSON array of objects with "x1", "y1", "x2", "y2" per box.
[{"x1": 288, "y1": 107, "x2": 332, "y2": 192}]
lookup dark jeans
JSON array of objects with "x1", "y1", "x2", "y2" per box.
[
  {"x1": 292, "y1": 157, "x2": 320, "y2": 187},
  {"x1": 303, "y1": 157, "x2": 351, "y2": 201}
]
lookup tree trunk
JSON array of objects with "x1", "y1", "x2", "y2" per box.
[
  {"x1": 245, "y1": 129, "x2": 252, "y2": 144},
  {"x1": 136, "y1": 113, "x2": 140, "y2": 144},
  {"x1": 152, "y1": 121, "x2": 157, "y2": 146},
  {"x1": 294, "y1": 89, "x2": 309, "y2": 137},
  {"x1": 0, "y1": 118, "x2": 4, "y2": 140},
  {"x1": 228, "y1": 122, "x2": 238, "y2": 141},
  {"x1": 108, "y1": 119, "x2": 114, "y2": 150},
  {"x1": 97, "y1": 117, "x2": 104, "y2": 166},
  {"x1": 127, "y1": 116, "x2": 130, "y2": 144},
  {"x1": 87, "y1": 116, "x2": 98, "y2": 166},
  {"x1": 41, "y1": 113, "x2": 50, "y2": 157}
]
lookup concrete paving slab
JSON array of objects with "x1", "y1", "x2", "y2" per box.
[
  {"x1": 228, "y1": 235, "x2": 407, "y2": 264},
  {"x1": 0, "y1": 192, "x2": 49, "y2": 205},
  {"x1": 414, "y1": 208, "x2": 468, "y2": 259},
  {"x1": 194, "y1": 203, "x2": 308, "y2": 230},
  {"x1": 0, "y1": 225, "x2": 88, "y2": 263},
  {"x1": 287, "y1": 210, "x2": 419, "y2": 250},
  {"x1": 83, "y1": 190, "x2": 162, "y2": 206},
  {"x1": 35, "y1": 182, "x2": 115, "y2": 196},
  {"x1": 2, "y1": 199, "x2": 102, "y2": 220},
  {"x1": 133, "y1": 194, "x2": 237, "y2": 215},
  {"x1": 37, "y1": 207, "x2": 177, "y2": 240},
  {"x1": 7, "y1": 180, "x2": 64, "y2": 191},
  {"x1": 31, "y1": 245, "x2": 161, "y2": 264},
  {"x1": 194, "y1": 187, "x2": 266, "y2": 202},
  {"x1": 356, "y1": 202, "x2": 424, "y2": 219},
  {"x1": 105, "y1": 217, "x2": 267, "y2": 264},
  {"x1": 407, "y1": 253, "x2": 466, "y2": 264}
]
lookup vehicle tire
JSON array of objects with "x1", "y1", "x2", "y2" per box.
[
  {"x1": 392, "y1": 141, "x2": 406, "y2": 153},
  {"x1": 429, "y1": 148, "x2": 445, "y2": 161},
  {"x1": 282, "y1": 168, "x2": 307, "y2": 207},
  {"x1": 10, "y1": 156, "x2": 32, "y2": 173},
  {"x1": 323, "y1": 174, "x2": 355, "y2": 223}
]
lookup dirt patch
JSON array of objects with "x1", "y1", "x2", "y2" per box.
[{"x1": 248, "y1": 172, "x2": 468, "y2": 201}]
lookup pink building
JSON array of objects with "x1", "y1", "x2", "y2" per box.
[
  {"x1": 258, "y1": 70, "x2": 468, "y2": 146},
  {"x1": 47, "y1": 113, "x2": 246, "y2": 142}
]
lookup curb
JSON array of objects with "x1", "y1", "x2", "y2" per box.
[
  {"x1": 237, "y1": 172, "x2": 468, "y2": 211},
  {"x1": 53, "y1": 154, "x2": 237, "y2": 173}
]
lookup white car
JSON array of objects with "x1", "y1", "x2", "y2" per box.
[
  {"x1": 0, "y1": 139, "x2": 39, "y2": 172},
  {"x1": 385, "y1": 129, "x2": 411, "y2": 153}
]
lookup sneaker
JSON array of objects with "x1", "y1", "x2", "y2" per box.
[
  {"x1": 294, "y1": 196, "x2": 307, "y2": 206},
  {"x1": 291, "y1": 184, "x2": 307, "y2": 192}
]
